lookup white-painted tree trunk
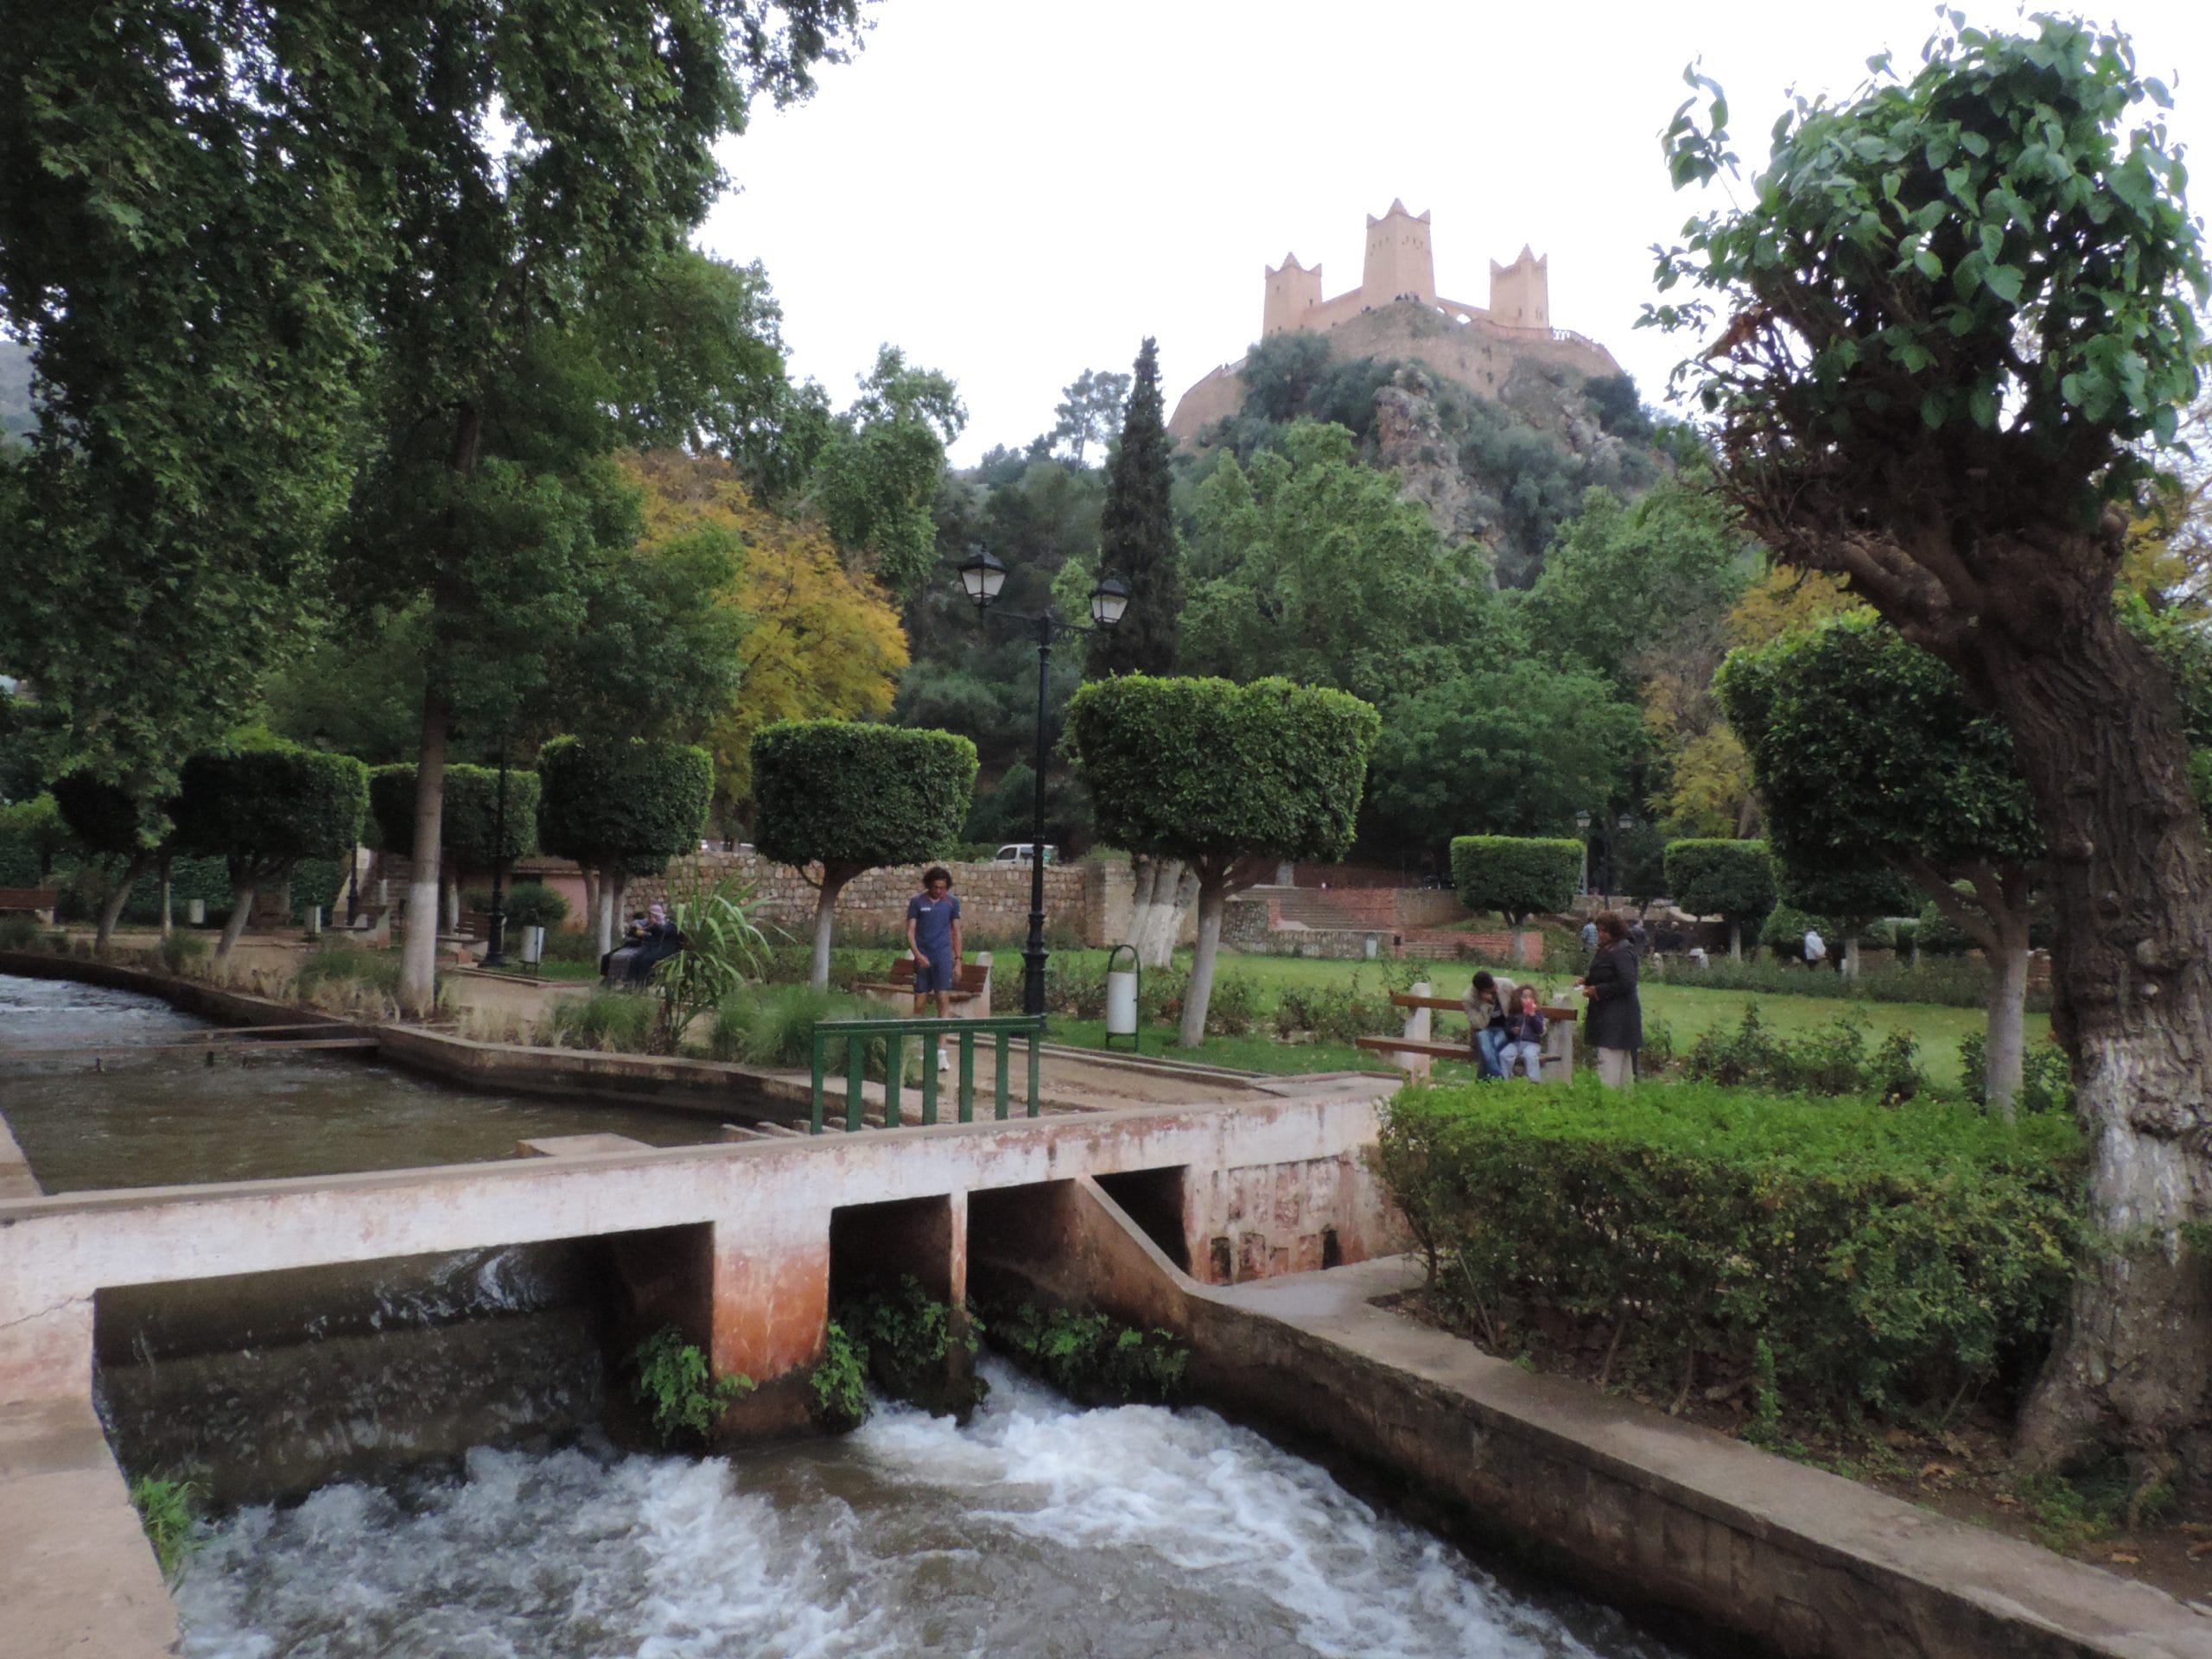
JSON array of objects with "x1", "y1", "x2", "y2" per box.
[
  {"x1": 583, "y1": 869, "x2": 601, "y2": 941},
  {"x1": 96, "y1": 854, "x2": 151, "y2": 952},
  {"x1": 1728, "y1": 921, "x2": 1743, "y2": 961},
  {"x1": 1179, "y1": 882, "x2": 1226, "y2": 1048},
  {"x1": 593, "y1": 869, "x2": 616, "y2": 959},
  {"x1": 1985, "y1": 942, "x2": 2030, "y2": 1122},
  {"x1": 810, "y1": 876, "x2": 843, "y2": 992},
  {"x1": 1841, "y1": 934, "x2": 1861, "y2": 980},
  {"x1": 1147, "y1": 862, "x2": 1198, "y2": 969},
  {"x1": 1123, "y1": 855, "x2": 1161, "y2": 959},
  {"x1": 157, "y1": 854, "x2": 173, "y2": 942},
  {"x1": 215, "y1": 877, "x2": 256, "y2": 961},
  {"x1": 398, "y1": 697, "x2": 448, "y2": 1017},
  {"x1": 443, "y1": 872, "x2": 461, "y2": 931}
]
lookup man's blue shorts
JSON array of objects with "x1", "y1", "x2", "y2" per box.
[{"x1": 912, "y1": 957, "x2": 952, "y2": 995}]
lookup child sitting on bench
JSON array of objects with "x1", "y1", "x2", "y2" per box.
[{"x1": 1499, "y1": 984, "x2": 1548, "y2": 1081}]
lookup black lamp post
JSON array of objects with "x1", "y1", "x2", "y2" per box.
[
  {"x1": 958, "y1": 545, "x2": 1130, "y2": 1017},
  {"x1": 484, "y1": 729, "x2": 512, "y2": 968}
]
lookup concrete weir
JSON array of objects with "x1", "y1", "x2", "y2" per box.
[{"x1": 6, "y1": 960, "x2": 2212, "y2": 1657}]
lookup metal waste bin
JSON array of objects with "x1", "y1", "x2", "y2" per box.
[
  {"x1": 187, "y1": 899, "x2": 206, "y2": 926},
  {"x1": 521, "y1": 925, "x2": 546, "y2": 971}
]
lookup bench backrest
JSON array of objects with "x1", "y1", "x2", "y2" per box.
[
  {"x1": 1390, "y1": 989, "x2": 1576, "y2": 1022},
  {"x1": 888, "y1": 957, "x2": 990, "y2": 993},
  {"x1": 0, "y1": 888, "x2": 59, "y2": 907}
]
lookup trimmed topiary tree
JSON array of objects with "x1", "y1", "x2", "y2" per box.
[
  {"x1": 1718, "y1": 616, "x2": 2048, "y2": 1109},
  {"x1": 169, "y1": 747, "x2": 369, "y2": 959},
  {"x1": 1067, "y1": 675, "x2": 1380, "y2": 1046},
  {"x1": 1775, "y1": 864, "x2": 1915, "y2": 980},
  {"x1": 1663, "y1": 839, "x2": 1776, "y2": 962},
  {"x1": 537, "y1": 736, "x2": 715, "y2": 957},
  {"x1": 50, "y1": 772, "x2": 170, "y2": 950},
  {"x1": 1448, "y1": 836, "x2": 1580, "y2": 959},
  {"x1": 751, "y1": 721, "x2": 978, "y2": 990},
  {"x1": 369, "y1": 764, "x2": 540, "y2": 928}
]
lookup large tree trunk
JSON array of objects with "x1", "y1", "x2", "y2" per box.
[
  {"x1": 1124, "y1": 855, "x2": 1161, "y2": 957},
  {"x1": 96, "y1": 853, "x2": 151, "y2": 952},
  {"x1": 1840, "y1": 933, "x2": 1861, "y2": 981},
  {"x1": 398, "y1": 694, "x2": 448, "y2": 1017},
  {"x1": 1972, "y1": 605, "x2": 2212, "y2": 1491},
  {"x1": 810, "y1": 870, "x2": 848, "y2": 992},
  {"x1": 1179, "y1": 880, "x2": 1226, "y2": 1049},
  {"x1": 157, "y1": 851, "x2": 173, "y2": 942},
  {"x1": 583, "y1": 868, "x2": 601, "y2": 943},
  {"x1": 1727, "y1": 921, "x2": 1743, "y2": 961},
  {"x1": 1985, "y1": 940, "x2": 2031, "y2": 1118}
]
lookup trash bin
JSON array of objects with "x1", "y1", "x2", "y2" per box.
[
  {"x1": 521, "y1": 925, "x2": 546, "y2": 968},
  {"x1": 305, "y1": 906, "x2": 322, "y2": 938},
  {"x1": 1104, "y1": 943, "x2": 1140, "y2": 1052},
  {"x1": 187, "y1": 899, "x2": 206, "y2": 926}
]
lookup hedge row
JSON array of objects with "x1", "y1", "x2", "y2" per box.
[{"x1": 1375, "y1": 1080, "x2": 2082, "y2": 1418}]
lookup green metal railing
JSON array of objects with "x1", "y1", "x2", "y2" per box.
[{"x1": 808, "y1": 1014, "x2": 1047, "y2": 1134}]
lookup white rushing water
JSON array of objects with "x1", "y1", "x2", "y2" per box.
[{"x1": 176, "y1": 1360, "x2": 1676, "y2": 1659}]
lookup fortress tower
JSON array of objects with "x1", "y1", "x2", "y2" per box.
[
  {"x1": 1488, "y1": 245, "x2": 1549, "y2": 329},
  {"x1": 1172, "y1": 201, "x2": 1618, "y2": 444},
  {"x1": 1361, "y1": 199, "x2": 1435, "y2": 307},
  {"x1": 1262, "y1": 253, "x2": 1324, "y2": 338}
]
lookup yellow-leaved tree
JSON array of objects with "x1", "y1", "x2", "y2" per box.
[{"x1": 624, "y1": 452, "x2": 908, "y2": 826}]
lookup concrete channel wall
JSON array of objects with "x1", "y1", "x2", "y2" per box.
[{"x1": 970, "y1": 1176, "x2": 2212, "y2": 1659}]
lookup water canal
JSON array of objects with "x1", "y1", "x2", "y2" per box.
[{"x1": 4, "y1": 973, "x2": 1683, "y2": 1658}]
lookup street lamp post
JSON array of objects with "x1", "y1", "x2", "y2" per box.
[
  {"x1": 484, "y1": 732, "x2": 512, "y2": 968},
  {"x1": 958, "y1": 546, "x2": 1130, "y2": 1017}
]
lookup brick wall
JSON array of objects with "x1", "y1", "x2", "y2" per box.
[{"x1": 624, "y1": 851, "x2": 1090, "y2": 944}]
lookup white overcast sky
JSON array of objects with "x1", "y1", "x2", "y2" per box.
[{"x1": 701, "y1": 0, "x2": 2211, "y2": 465}]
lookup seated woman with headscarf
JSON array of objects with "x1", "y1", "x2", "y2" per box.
[{"x1": 622, "y1": 902, "x2": 681, "y2": 985}]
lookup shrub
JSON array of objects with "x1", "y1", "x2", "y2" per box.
[
  {"x1": 542, "y1": 989, "x2": 653, "y2": 1052},
  {"x1": 0, "y1": 792, "x2": 76, "y2": 885},
  {"x1": 157, "y1": 931, "x2": 208, "y2": 974},
  {"x1": 709, "y1": 983, "x2": 875, "y2": 1066},
  {"x1": 1643, "y1": 951, "x2": 2045, "y2": 1012},
  {"x1": 0, "y1": 912, "x2": 39, "y2": 950},
  {"x1": 1203, "y1": 970, "x2": 1261, "y2": 1036},
  {"x1": 1273, "y1": 975, "x2": 1401, "y2": 1046},
  {"x1": 1374, "y1": 1078, "x2": 2083, "y2": 1419},
  {"x1": 986, "y1": 1300, "x2": 1189, "y2": 1404},
  {"x1": 465, "y1": 881, "x2": 571, "y2": 931},
  {"x1": 1663, "y1": 839, "x2": 1777, "y2": 947},
  {"x1": 836, "y1": 1275, "x2": 983, "y2": 1414},
  {"x1": 128, "y1": 1475, "x2": 203, "y2": 1580},
  {"x1": 1681, "y1": 1003, "x2": 1914, "y2": 1096},
  {"x1": 1960, "y1": 1032, "x2": 2075, "y2": 1114},
  {"x1": 810, "y1": 1321, "x2": 871, "y2": 1431},
  {"x1": 294, "y1": 948, "x2": 401, "y2": 997},
  {"x1": 626, "y1": 1326, "x2": 751, "y2": 1446},
  {"x1": 1448, "y1": 836, "x2": 1580, "y2": 925}
]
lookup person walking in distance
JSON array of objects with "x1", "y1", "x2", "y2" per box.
[
  {"x1": 1576, "y1": 910, "x2": 1643, "y2": 1088},
  {"x1": 906, "y1": 866, "x2": 963, "y2": 1071}
]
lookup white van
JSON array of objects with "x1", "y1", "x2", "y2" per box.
[{"x1": 993, "y1": 842, "x2": 1058, "y2": 866}]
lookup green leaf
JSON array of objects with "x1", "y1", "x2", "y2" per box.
[{"x1": 1982, "y1": 264, "x2": 2024, "y2": 303}]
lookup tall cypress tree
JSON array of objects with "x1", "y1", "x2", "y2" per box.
[{"x1": 1085, "y1": 338, "x2": 1183, "y2": 677}]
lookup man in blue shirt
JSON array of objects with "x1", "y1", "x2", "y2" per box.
[{"x1": 906, "y1": 866, "x2": 963, "y2": 1071}]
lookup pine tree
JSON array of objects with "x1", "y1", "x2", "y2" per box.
[{"x1": 1085, "y1": 338, "x2": 1182, "y2": 677}]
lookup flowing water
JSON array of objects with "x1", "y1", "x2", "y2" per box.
[
  {"x1": 174, "y1": 1360, "x2": 1678, "y2": 1659},
  {"x1": 13, "y1": 972, "x2": 1684, "y2": 1657},
  {"x1": 0, "y1": 975, "x2": 727, "y2": 1191}
]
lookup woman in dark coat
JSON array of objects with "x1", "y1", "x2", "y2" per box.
[{"x1": 1577, "y1": 910, "x2": 1642, "y2": 1088}]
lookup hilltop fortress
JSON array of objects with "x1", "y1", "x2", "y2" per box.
[{"x1": 1166, "y1": 200, "x2": 1621, "y2": 442}]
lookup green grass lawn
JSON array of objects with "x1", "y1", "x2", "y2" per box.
[{"x1": 1028, "y1": 947, "x2": 2041, "y2": 1091}]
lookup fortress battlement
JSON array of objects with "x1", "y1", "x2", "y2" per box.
[{"x1": 1170, "y1": 200, "x2": 1618, "y2": 443}]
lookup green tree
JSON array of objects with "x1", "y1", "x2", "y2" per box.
[
  {"x1": 537, "y1": 736, "x2": 715, "y2": 957},
  {"x1": 1066, "y1": 676, "x2": 1380, "y2": 1046},
  {"x1": 1663, "y1": 840, "x2": 1777, "y2": 961},
  {"x1": 810, "y1": 346, "x2": 967, "y2": 599},
  {"x1": 750, "y1": 721, "x2": 978, "y2": 990},
  {"x1": 1181, "y1": 422, "x2": 1513, "y2": 705},
  {"x1": 1448, "y1": 836, "x2": 1581, "y2": 934},
  {"x1": 1649, "y1": 18, "x2": 2209, "y2": 1470},
  {"x1": 0, "y1": 7, "x2": 387, "y2": 797},
  {"x1": 170, "y1": 747, "x2": 367, "y2": 960},
  {"x1": 1049, "y1": 366, "x2": 1131, "y2": 465},
  {"x1": 1084, "y1": 339, "x2": 1182, "y2": 681},
  {"x1": 1363, "y1": 664, "x2": 1641, "y2": 863},
  {"x1": 50, "y1": 772, "x2": 169, "y2": 950},
  {"x1": 1774, "y1": 864, "x2": 1916, "y2": 980},
  {"x1": 1719, "y1": 616, "x2": 2044, "y2": 1106},
  {"x1": 1517, "y1": 481, "x2": 1751, "y2": 694}
]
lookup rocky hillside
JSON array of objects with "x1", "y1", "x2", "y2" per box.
[{"x1": 1181, "y1": 305, "x2": 1673, "y2": 585}]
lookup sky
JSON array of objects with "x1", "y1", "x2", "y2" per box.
[{"x1": 701, "y1": 0, "x2": 2212, "y2": 466}]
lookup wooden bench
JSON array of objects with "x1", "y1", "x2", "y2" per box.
[
  {"x1": 1356, "y1": 984, "x2": 1578, "y2": 1082},
  {"x1": 0, "y1": 887, "x2": 60, "y2": 923},
  {"x1": 855, "y1": 952, "x2": 993, "y2": 1016}
]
